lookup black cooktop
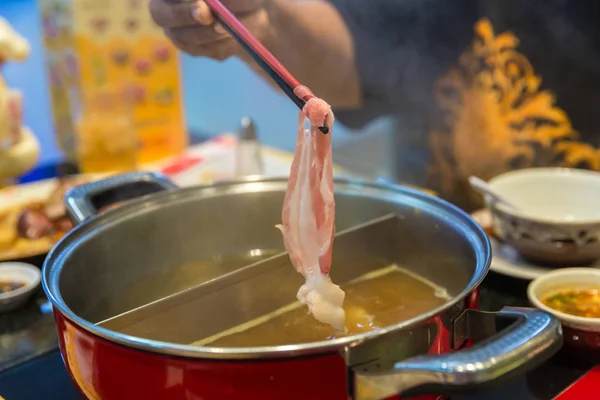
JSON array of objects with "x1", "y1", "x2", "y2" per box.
[{"x1": 0, "y1": 271, "x2": 595, "y2": 400}]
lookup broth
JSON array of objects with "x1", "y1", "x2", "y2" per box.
[
  {"x1": 193, "y1": 265, "x2": 448, "y2": 347},
  {"x1": 121, "y1": 249, "x2": 280, "y2": 307},
  {"x1": 542, "y1": 288, "x2": 600, "y2": 318}
]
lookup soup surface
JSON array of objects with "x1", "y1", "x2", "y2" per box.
[
  {"x1": 193, "y1": 265, "x2": 448, "y2": 347},
  {"x1": 120, "y1": 249, "x2": 280, "y2": 307},
  {"x1": 542, "y1": 288, "x2": 600, "y2": 318}
]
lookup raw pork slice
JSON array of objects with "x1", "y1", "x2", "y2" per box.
[{"x1": 276, "y1": 86, "x2": 345, "y2": 331}]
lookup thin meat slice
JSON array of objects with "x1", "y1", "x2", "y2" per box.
[
  {"x1": 276, "y1": 87, "x2": 345, "y2": 331},
  {"x1": 43, "y1": 178, "x2": 77, "y2": 221},
  {"x1": 17, "y1": 208, "x2": 54, "y2": 239}
]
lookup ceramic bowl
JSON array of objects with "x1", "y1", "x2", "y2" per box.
[
  {"x1": 528, "y1": 268, "x2": 600, "y2": 352},
  {"x1": 0, "y1": 262, "x2": 41, "y2": 313},
  {"x1": 486, "y1": 168, "x2": 600, "y2": 265}
]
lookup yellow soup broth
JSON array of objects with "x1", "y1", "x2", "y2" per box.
[{"x1": 193, "y1": 265, "x2": 449, "y2": 347}]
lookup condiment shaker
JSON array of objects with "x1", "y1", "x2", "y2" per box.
[{"x1": 235, "y1": 117, "x2": 263, "y2": 177}]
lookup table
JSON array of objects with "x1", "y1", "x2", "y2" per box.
[
  {"x1": 0, "y1": 136, "x2": 596, "y2": 399},
  {"x1": 0, "y1": 273, "x2": 594, "y2": 400}
]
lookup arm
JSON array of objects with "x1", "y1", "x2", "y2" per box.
[
  {"x1": 151, "y1": 0, "x2": 360, "y2": 109},
  {"x1": 244, "y1": 0, "x2": 361, "y2": 109},
  {"x1": 152, "y1": 0, "x2": 476, "y2": 126},
  {"x1": 246, "y1": 0, "x2": 478, "y2": 125}
]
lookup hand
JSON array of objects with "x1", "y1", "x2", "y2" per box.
[{"x1": 149, "y1": 0, "x2": 269, "y2": 60}]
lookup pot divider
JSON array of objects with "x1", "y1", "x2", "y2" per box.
[{"x1": 97, "y1": 213, "x2": 403, "y2": 345}]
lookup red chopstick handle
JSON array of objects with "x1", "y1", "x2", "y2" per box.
[{"x1": 204, "y1": 0, "x2": 312, "y2": 101}]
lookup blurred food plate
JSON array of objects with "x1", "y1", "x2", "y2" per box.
[
  {"x1": 0, "y1": 173, "x2": 106, "y2": 263},
  {"x1": 142, "y1": 134, "x2": 435, "y2": 194},
  {"x1": 0, "y1": 135, "x2": 433, "y2": 264},
  {"x1": 141, "y1": 134, "x2": 356, "y2": 187}
]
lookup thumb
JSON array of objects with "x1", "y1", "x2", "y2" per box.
[
  {"x1": 210, "y1": 0, "x2": 266, "y2": 14},
  {"x1": 149, "y1": 0, "x2": 214, "y2": 28}
]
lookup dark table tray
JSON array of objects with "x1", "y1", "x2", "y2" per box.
[{"x1": 0, "y1": 271, "x2": 594, "y2": 400}]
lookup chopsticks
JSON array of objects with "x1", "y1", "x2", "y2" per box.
[{"x1": 203, "y1": 0, "x2": 330, "y2": 134}]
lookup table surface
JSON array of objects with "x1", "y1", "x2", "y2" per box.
[
  {"x1": 0, "y1": 137, "x2": 596, "y2": 398},
  {"x1": 0, "y1": 270, "x2": 594, "y2": 400}
]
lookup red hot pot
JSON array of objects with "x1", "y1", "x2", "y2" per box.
[{"x1": 42, "y1": 172, "x2": 562, "y2": 400}]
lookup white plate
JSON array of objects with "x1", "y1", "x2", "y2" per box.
[
  {"x1": 0, "y1": 173, "x2": 104, "y2": 211},
  {"x1": 144, "y1": 135, "x2": 357, "y2": 187},
  {"x1": 490, "y1": 236, "x2": 600, "y2": 280},
  {"x1": 0, "y1": 174, "x2": 104, "y2": 261}
]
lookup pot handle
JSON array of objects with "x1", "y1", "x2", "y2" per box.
[
  {"x1": 355, "y1": 307, "x2": 562, "y2": 398},
  {"x1": 65, "y1": 172, "x2": 178, "y2": 225}
]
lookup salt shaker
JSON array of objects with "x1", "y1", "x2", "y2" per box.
[{"x1": 235, "y1": 117, "x2": 263, "y2": 177}]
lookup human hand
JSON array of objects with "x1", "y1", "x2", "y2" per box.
[{"x1": 149, "y1": 0, "x2": 269, "y2": 60}]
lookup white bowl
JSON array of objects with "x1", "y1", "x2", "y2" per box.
[
  {"x1": 485, "y1": 168, "x2": 600, "y2": 265},
  {"x1": 488, "y1": 168, "x2": 600, "y2": 223},
  {"x1": 0, "y1": 262, "x2": 41, "y2": 313}
]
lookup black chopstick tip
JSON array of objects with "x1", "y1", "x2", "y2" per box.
[{"x1": 318, "y1": 126, "x2": 329, "y2": 134}]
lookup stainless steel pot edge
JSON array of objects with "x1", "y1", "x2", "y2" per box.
[{"x1": 42, "y1": 174, "x2": 492, "y2": 360}]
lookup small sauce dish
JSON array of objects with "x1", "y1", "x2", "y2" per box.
[
  {"x1": 528, "y1": 268, "x2": 600, "y2": 351},
  {"x1": 0, "y1": 262, "x2": 41, "y2": 313}
]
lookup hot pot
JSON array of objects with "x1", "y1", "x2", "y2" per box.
[{"x1": 43, "y1": 172, "x2": 562, "y2": 400}]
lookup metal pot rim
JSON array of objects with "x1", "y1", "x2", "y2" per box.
[{"x1": 43, "y1": 176, "x2": 491, "y2": 360}]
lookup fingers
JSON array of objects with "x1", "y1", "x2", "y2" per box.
[
  {"x1": 154, "y1": 0, "x2": 268, "y2": 60},
  {"x1": 164, "y1": 8, "x2": 268, "y2": 48},
  {"x1": 217, "y1": 0, "x2": 266, "y2": 14},
  {"x1": 149, "y1": 0, "x2": 214, "y2": 28},
  {"x1": 167, "y1": 23, "x2": 227, "y2": 47},
  {"x1": 150, "y1": 0, "x2": 265, "y2": 29},
  {"x1": 193, "y1": 1, "x2": 216, "y2": 25},
  {"x1": 165, "y1": 29, "x2": 238, "y2": 60}
]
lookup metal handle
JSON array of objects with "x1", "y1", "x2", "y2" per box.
[
  {"x1": 65, "y1": 172, "x2": 178, "y2": 225},
  {"x1": 355, "y1": 307, "x2": 562, "y2": 399}
]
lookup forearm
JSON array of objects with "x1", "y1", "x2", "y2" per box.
[{"x1": 239, "y1": 0, "x2": 361, "y2": 109}]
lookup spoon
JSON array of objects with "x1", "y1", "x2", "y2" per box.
[{"x1": 468, "y1": 176, "x2": 518, "y2": 210}]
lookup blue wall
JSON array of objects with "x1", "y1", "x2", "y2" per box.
[
  {"x1": 0, "y1": 0, "x2": 356, "y2": 166},
  {"x1": 1, "y1": 0, "x2": 59, "y2": 165}
]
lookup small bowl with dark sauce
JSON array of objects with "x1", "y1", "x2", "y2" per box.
[
  {"x1": 0, "y1": 262, "x2": 41, "y2": 313},
  {"x1": 529, "y1": 268, "x2": 600, "y2": 352}
]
